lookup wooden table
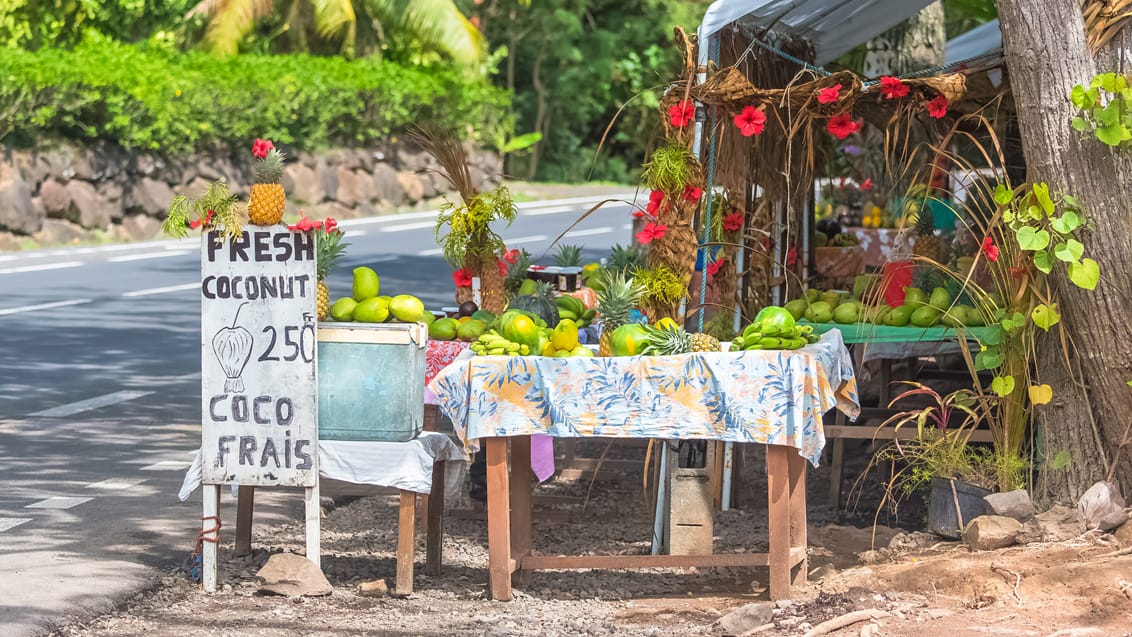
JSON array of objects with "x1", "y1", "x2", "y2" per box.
[{"x1": 481, "y1": 435, "x2": 809, "y2": 601}]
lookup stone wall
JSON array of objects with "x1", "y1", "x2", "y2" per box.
[{"x1": 0, "y1": 142, "x2": 502, "y2": 251}]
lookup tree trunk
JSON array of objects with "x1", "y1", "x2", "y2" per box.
[{"x1": 997, "y1": 0, "x2": 1132, "y2": 501}]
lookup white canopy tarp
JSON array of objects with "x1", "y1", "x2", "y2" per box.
[{"x1": 698, "y1": 0, "x2": 936, "y2": 65}]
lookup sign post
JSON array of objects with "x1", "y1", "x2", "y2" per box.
[{"x1": 199, "y1": 226, "x2": 320, "y2": 591}]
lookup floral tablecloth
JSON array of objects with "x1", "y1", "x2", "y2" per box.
[
  {"x1": 425, "y1": 340, "x2": 470, "y2": 405},
  {"x1": 428, "y1": 331, "x2": 859, "y2": 466}
]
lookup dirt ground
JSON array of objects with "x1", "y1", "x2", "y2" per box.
[{"x1": 52, "y1": 440, "x2": 1132, "y2": 637}]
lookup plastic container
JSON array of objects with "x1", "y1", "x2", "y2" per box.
[
  {"x1": 316, "y1": 322, "x2": 427, "y2": 442},
  {"x1": 929, "y1": 476, "x2": 990, "y2": 538}
]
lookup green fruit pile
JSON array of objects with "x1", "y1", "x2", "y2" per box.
[
  {"x1": 731, "y1": 306, "x2": 819, "y2": 351},
  {"x1": 782, "y1": 285, "x2": 986, "y2": 329},
  {"x1": 554, "y1": 295, "x2": 596, "y2": 327},
  {"x1": 470, "y1": 330, "x2": 531, "y2": 357},
  {"x1": 331, "y1": 266, "x2": 430, "y2": 326}
]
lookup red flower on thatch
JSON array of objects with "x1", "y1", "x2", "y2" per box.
[
  {"x1": 636, "y1": 222, "x2": 668, "y2": 245},
  {"x1": 786, "y1": 246, "x2": 798, "y2": 267},
  {"x1": 733, "y1": 105, "x2": 767, "y2": 137},
  {"x1": 252, "y1": 138, "x2": 274, "y2": 159},
  {"x1": 503, "y1": 248, "x2": 520, "y2": 264},
  {"x1": 861, "y1": 178, "x2": 873, "y2": 191},
  {"x1": 669, "y1": 100, "x2": 695, "y2": 128},
  {"x1": 646, "y1": 189, "x2": 664, "y2": 215},
  {"x1": 453, "y1": 268, "x2": 473, "y2": 288},
  {"x1": 817, "y1": 83, "x2": 842, "y2": 105},
  {"x1": 706, "y1": 258, "x2": 726, "y2": 278},
  {"x1": 632, "y1": 210, "x2": 648, "y2": 219},
  {"x1": 189, "y1": 209, "x2": 216, "y2": 230},
  {"x1": 880, "y1": 76, "x2": 909, "y2": 100},
  {"x1": 722, "y1": 211, "x2": 744, "y2": 232},
  {"x1": 288, "y1": 212, "x2": 322, "y2": 232},
  {"x1": 826, "y1": 114, "x2": 861, "y2": 140},
  {"x1": 682, "y1": 185, "x2": 703, "y2": 202},
  {"x1": 981, "y1": 236, "x2": 999, "y2": 263},
  {"x1": 927, "y1": 94, "x2": 949, "y2": 119},
  {"x1": 496, "y1": 259, "x2": 509, "y2": 277}
]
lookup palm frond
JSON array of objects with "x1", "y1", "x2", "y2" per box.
[
  {"x1": 310, "y1": 0, "x2": 356, "y2": 42},
  {"x1": 188, "y1": 0, "x2": 273, "y2": 56},
  {"x1": 367, "y1": 0, "x2": 485, "y2": 67}
]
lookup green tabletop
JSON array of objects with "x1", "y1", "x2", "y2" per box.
[{"x1": 800, "y1": 321, "x2": 990, "y2": 345}]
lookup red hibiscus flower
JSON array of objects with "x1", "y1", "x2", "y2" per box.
[
  {"x1": 668, "y1": 100, "x2": 695, "y2": 128},
  {"x1": 646, "y1": 189, "x2": 664, "y2": 215},
  {"x1": 722, "y1": 211, "x2": 744, "y2": 232},
  {"x1": 189, "y1": 209, "x2": 216, "y2": 230},
  {"x1": 503, "y1": 248, "x2": 520, "y2": 265},
  {"x1": 633, "y1": 210, "x2": 647, "y2": 219},
  {"x1": 324, "y1": 217, "x2": 338, "y2": 234},
  {"x1": 636, "y1": 222, "x2": 668, "y2": 245},
  {"x1": 879, "y1": 76, "x2": 909, "y2": 100},
  {"x1": 733, "y1": 105, "x2": 767, "y2": 137},
  {"x1": 288, "y1": 212, "x2": 322, "y2": 232},
  {"x1": 682, "y1": 185, "x2": 703, "y2": 202},
  {"x1": 252, "y1": 138, "x2": 274, "y2": 159},
  {"x1": 786, "y1": 246, "x2": 799, "y2": 267},
  {"x1": 497, "y1": 259, "x2": 509, "y2": 277},
  {"x1": 706, "y1": 258, "x2": 726, "y2": 278},
  {"x1": 861, "y1": 178, "x2": 873, "y2": 191},
  {"x1": 817, "y1": 83, "x2": 842, "y2": 105},
  {"x1": 981, "y1": 236, "x2": 999, "y2": 262},
  {"x1": 826, "y1": 114, "x2": 862, "y2": 140},
  {"x1": 926, "y1": 94, "x2": 949, "y2": 119},
  {"x1": 452, "y1": 268, "x2": 474, "y2": 288},
  {"x1": 1010, "y1": 265, "x2": 1026, "y2": 279}
]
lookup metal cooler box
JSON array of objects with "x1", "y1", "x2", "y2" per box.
[{"x1": 317, "y1": 322, "x2": 427, "y2": 442}]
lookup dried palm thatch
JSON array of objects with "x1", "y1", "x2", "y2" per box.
[{"x1": 1081, "y1": 0, "x2": 1132, "y2": 53}]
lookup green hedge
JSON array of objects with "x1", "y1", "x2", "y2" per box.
[{"x1": 0, "y1": 40, "x2": 510, "y2": 152}]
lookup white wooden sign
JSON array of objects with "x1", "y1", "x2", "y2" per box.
[{"x1": 200, "y1": 226, "x2": 318, "y2": 487}]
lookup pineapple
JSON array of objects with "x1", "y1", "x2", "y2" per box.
[
  {"x1": 690, "y1": 332, "x2": 721, "y2": 352},
  {"x1": 641, "y1": 323, "x2": 693, "y2": 356},
  {"x1": 503, "y1": 249, "x2": 532, "y2": 299},
  {"x1": 248, "y1": 147, "x2": 286, "y2": 225},
  {"x1": 912, "y1": 206, "x2": 939, "y2": 263},
  {"x1": 608, "y1": 243, "x2": 642, "y2": 273},
  {"x1": 315, "y1": 225, "x2": 349, "y2": 320},
  {"x1": 596, "y1": 270, "x2": 645, "y2": 356},
  {"x1": 554, "y1": 244, "x2": 582, "y2": 267}
]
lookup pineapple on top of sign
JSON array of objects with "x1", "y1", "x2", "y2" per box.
[{"x1": 248, "y1": 138, "x2": 287, "y2": 226}]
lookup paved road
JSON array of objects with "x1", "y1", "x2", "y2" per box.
[{"x1": 0, "y1": 194, "x2": 638, "y2": 635}]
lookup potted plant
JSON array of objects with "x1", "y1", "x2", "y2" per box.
[{"x1": 865, "y1": 382, "x2": 1012, "y2": 538}]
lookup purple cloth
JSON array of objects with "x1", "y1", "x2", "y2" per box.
[{"x1": 531, "y1": 434, "x2": 555, "y2": 482}]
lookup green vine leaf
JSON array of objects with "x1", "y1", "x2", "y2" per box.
[
  {"x1": 1069, "y1": 258, "x2": 1100, "y2": 290},
  {"x1": 1095, "y1": 122, "x2": 1129, "y2": 146},
  {"x1": 1016, "y1": 226, "x2": 1051, "y2": 251},
  {"x1": 1032, "y1": 303, "x2": 1061, "y2": 331},
  {"x1": 1071, "y1": 85, "x2": 1092, "y2": 110},
  {"x1": 1033, "y1": 182, "x2": 1055, "y2": 215},
  {"x1": 1001, "y1": 312, "x2": 1027, "y2": 333},
  {"x1": 979, "y1": 325, "x2": 1005, "y2": 346},
  {"x1": 993, "y1": 183, "x2": 1014, "y2": 206},
  {"x1": 1050, "y1": 450, "x2": 1071, "y2": 471},
  {"x1": 1053, "y1": 239, "x2": 1084, "y2": 262},
  {"x1": 1051, "y1": 209, "x2": 1081, "y2": 233},
  {"x1": 1072, "y1": 116, "x2": 1092, "y2": 132},
  {"x1": 1033, "y1": 250, "x2": 1054, "y2": 274},
  {"x1": 976, "y1": 349, "x2": 1004, "y2": 371},
  {"x1": 991, "y1": 375, "x2": 1016, "y2": 397}
]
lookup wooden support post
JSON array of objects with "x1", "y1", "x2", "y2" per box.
[
  {"x1": 766, "y1": 444, "x2": 791, "y2": 600},
  {"x1": 395, "y1": 491, "x2": 416, "y2": 597},
  {"x1": 425, "y1": 461, "x2": 444, "y2": 576},
  {"x1": 304, "y1": 484, "x2": 320, "y2": 568},
  {"x1": 235, "y1": 486, "x2": 254, "y2": 557},
  {"x1": 485, "y1": 437, "x2": 513, "y2": 601},
  {"x1": 202, "y1": 484, "x2": 221, "y2": 593},
  {"x1": 788, "y1": 450, "x2": 808, "y2": 587},
  {"x1": 509, "y1": 435, "x2": 532, "y2": 588}
]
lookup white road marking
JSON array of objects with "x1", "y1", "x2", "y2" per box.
[
  {"x1": 520, "y1": 205, "x2": 575, "y2": 217},
  {"x1": 565, "y1": 226, "x2": 614, "y2": 238},
  {"x1": 108, "y1": 251, "x2": 191, "y2": 262},
  {"x1": 343, "y1": 230, "x2": 367, "y2": 238},
  {"x1": 0, "y1": 255, "x2": 20, "y2": 262},
  {"x1": 141, "y1": 460, "x2": 190, "y2": 471},
  {"x1": 416, "y1": 247, "x2": 444, "y2": 256},
  {"x1": 380, "y1": 221, "x2": 438, "y2": 232},
  {"x1": 0, "y1": 518, "x2": 32, "y2": 532},
  {"x1": 0, "y1": 298, "x2": 92, "y2": 317},
  {"x1": 26, "y1": 497, "x2": 93, "y2": 510},
  {"x1": 621, "y1": 224, "x2": 633, "y2": 230},
  {"x1": 28, "y1": 390, "x2": 153, "y2": 418},
  {"x1": 122, "y1": 283, "x2": 199, "y2": 297},
  {"x1": 86, "y1": 478, "x2": 147, "y2": 490},
  {"x1": 502, "y1": 234, "x2": 549, "y2": 245},
  {"x1": 0, "y1": 261, "x2": 83, "y2": 275}
]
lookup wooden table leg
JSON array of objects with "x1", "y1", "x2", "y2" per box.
[
  {"x1": 509, "y1": 435, "x2": 532, "y2": 587},
  {"x1": 766, "y1": 444, "x2": 792, "y2": 600},
  {"x1": 827, "y1": 411, "x2": 846, "y2": 509},
  {"x1": 485, "y1": 437, "x2": 513, "y2": 601},
  {"x1": 395, "y1": 491, "x2": 416, "y2": 597},
  {"x1": 425, "y1": 461, "x2": 444, "y2": 576},
  {"x1": 235, "y1": 485, "x2": 254, "y2": 557},
  {"x1": 788, "y1": 450, "x2": 808, "y2": 588}
]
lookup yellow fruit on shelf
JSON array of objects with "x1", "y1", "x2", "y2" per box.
[{"x1": 551, "y1": 319, "x2": 580, "y2": 351}]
